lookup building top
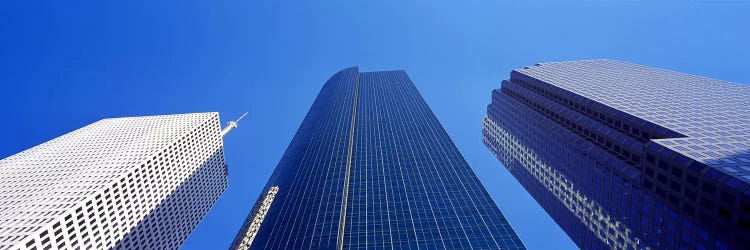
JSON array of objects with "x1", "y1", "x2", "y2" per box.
[
  {"x1": 514, "y1": 59, "x2": 750, "y2": 182},
  {"x1": 0, "y1": 112, "x2": 221, "y2": 249},
  {"x1": 234, "y1": 66, "x2": 526, "y2": 249}
]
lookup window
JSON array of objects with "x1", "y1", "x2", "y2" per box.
[
  {"x1": 702, "y1": 183, "x2": 715, "y2": 194},
  {"x1": 720, "y1": 192, "x2": 735, "y2": 204}
]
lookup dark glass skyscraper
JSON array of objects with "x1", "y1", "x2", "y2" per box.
[
  {"x1": 232, "y1": 67, "x2": 525, "y2": 249},
  {"x1": 483, "y1": 60, "x2": 750, "y2": 249}
]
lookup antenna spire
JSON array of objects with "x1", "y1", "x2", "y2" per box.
[{"x1": 221, "y1": 112, "x2": 248, "y2": 137}]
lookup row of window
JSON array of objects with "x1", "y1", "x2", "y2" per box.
[
  {"x1": 641, "y1": 152, "x2": 750, "y2": 247},
  {"x1": 501, "y1": 86, "x2": 642, "y2": 167},
  {"x1": 487, "y1": 91, "x2": 734, "y2": 249},
  {"x1": 510, "y1": 76, "x2": 671, "y2": 142}
]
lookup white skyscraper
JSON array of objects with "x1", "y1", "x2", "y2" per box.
[{"x1": 0, "y1": 112, "x2": 231, "y2": 250}]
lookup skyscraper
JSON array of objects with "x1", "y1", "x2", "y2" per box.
[
  {"x1": 231, "y1": 67, "x2": 525, "y2": 250},
  {"x1": 0, "y1": 112, "x2": 230, "y2": 250},
  {"x1": 483, "y1": 60, "x2": 750, "y2": 249}
]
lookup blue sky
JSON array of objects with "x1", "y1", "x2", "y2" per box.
[{"x1": 1, "y1": 1, "x2": 749, "y2": 249}]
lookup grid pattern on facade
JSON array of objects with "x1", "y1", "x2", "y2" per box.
[
  {"x1": 0, "y1": 113, "x2": 228, "y2": 250},
  {"x1": 343, "y1": 70, "x2": 524, "y2": 249},
  {"x1": 484, "y1": 60, "x2": 750, "y2": 249},
  {"x1": 485, "y1": 85, "x2": 696, "y2": 249},
  {"x1": 516, "y1": 59, "x2": 750, "y2": 178},
  {"x1": 499, "y1": 82, "x2": 642, "y2": 178},
  {"x1": 232, "y1": 67, "x2": 359, "y2": 249},
  {"x1": 232, "y1": 67, "x2": 525, "y2": 250},
  {"x1": 483, "y1": 111, "x2": 639, "y2": 249}
]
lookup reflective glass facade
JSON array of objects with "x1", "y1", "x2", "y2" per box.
[
  {"x1": 483, "y1": 60, "x2": 750, "y2": 249},
  {"x1": 232, "y1": 67, "x2": 525, "y2": 249}
]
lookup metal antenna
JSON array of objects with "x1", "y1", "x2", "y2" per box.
[{"x1": 221, "y1": 112, "x2": 248, "y2": 137}]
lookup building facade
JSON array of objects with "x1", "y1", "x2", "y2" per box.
[
  {"x1": 231, "y1": 67, "x2": 525, "y2": 250},
  {"x1": 0, "y1": 113, "x2": 229, "y2": 250},
  {"x1": 483, "y1": 60, "x2": 750, "y2": 249}
]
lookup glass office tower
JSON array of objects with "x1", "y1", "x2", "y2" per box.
[
  {"x1": 0, "y1": 113, "x2": 229, "y2": 250},
  {"x1": 232, "y1": 67, "x2": 525, "y2": 250},
  {"x1": 483, "y1": 60, "x2": 750, "y2": 249}
]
